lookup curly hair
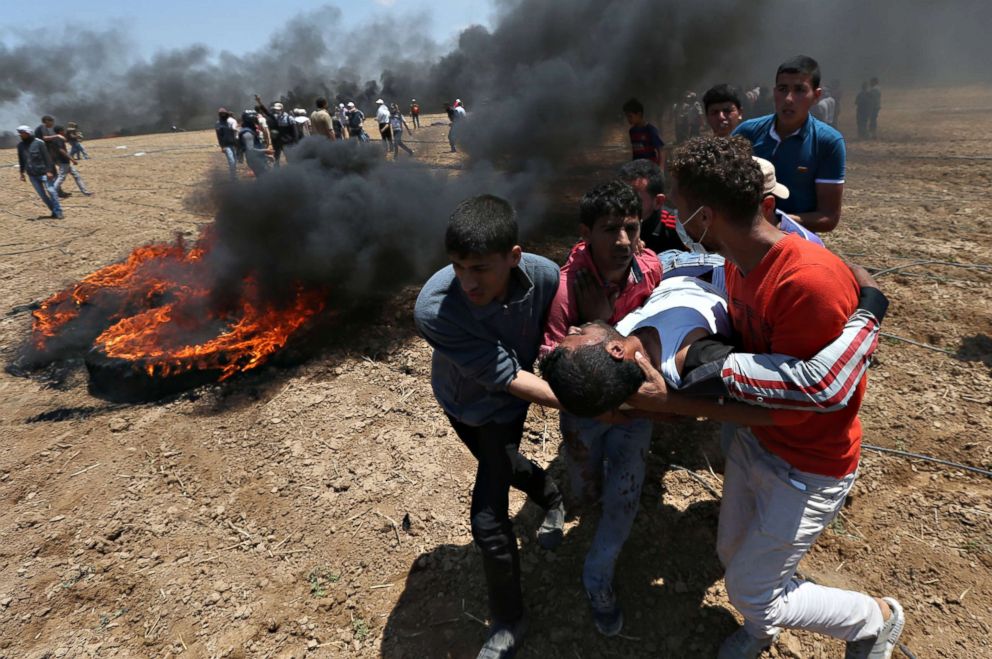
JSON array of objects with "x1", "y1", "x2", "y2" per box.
[
  {"x1": 579, "y1": 179, "x2": 642, "y2": 228},
  {"x1": 540, "y1": 326, "x2": 645, "y2": 418},
  {"x1": 668, "y1": 136, "x2": 763, "y2": 225}
]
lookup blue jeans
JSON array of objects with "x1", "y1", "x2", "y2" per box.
[
  {"x1": 69, "y1": 142, "x2": 89, "y2": 159},
  {"x1": 54, "y1": 162, "x2": 89, "y2": 194},
  {"x1": 221, "y1": 146, "x2": 238, "y2": 179},
  {"x1": 560, "y1": 412, "x2": 652, "y2": 593},
  {"x1": 28, "y1": 174, "x2": 62, "y2": 215},
  {"x1": 658, "y1": 249, "x2": 727, "y2": 296}
]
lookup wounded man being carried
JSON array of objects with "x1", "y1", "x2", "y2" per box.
[{"x1": 540, "y1": 263, "x2": 888, "y2": 421}]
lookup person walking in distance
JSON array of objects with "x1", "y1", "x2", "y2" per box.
[
  {"x1": 855, "y1": 82, "x2": 870, "y2": 140},
  {"x1": 388, "y1": 103, "x2": 414, "y2": 158},
  {"x1": 16, "y1": 125, "x2": 64, "y2": 219},
  {"x1": 52, "y1": 125, "x2": 92, "y2": 196},
  {"x1": 867, "y1": 77, "x2": 882, "y2": 139},
  {"x1": 375, "y1": 98, "x2": 392, "y2": 152}
]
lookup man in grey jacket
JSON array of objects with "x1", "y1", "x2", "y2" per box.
[
  {"x1": 16, "y1": 125, "x2": 63, "y2": 219},
  {"x1": 414, "y1": 195, "x2": 565, "y2": 659}
]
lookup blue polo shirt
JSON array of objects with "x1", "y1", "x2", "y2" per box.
[{"x1": 733, "y1": 114, "x2": 845, "y2": 215}]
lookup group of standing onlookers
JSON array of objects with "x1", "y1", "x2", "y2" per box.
[
  {"x1": 215, "y1": 95, "x2": 436, "y2": 179},
  {"x1": 16, "y1": 115, "x2": 92, "y2": 220},
  {"x1": 855, "y1": 78, "x2": 883, "y2": 140}
]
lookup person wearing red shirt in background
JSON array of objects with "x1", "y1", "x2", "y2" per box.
[
  {"x1": 629, "y1": 137, "x2": 904, "y2": 659},
  {"x1": 622, "y1": 98, "x2": 665, "y2": 169},
  {"x1": 409, "y1": 99, "x2": 421, "y2": 129},
  {"x1": 540, "y1": 180, "x2": 661, "y2": 637}
]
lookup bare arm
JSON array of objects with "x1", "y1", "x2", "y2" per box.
[
  {"x1": 507, "y1": 370, "x2": 561, "y2": 410},
  {"x1": 792, "y1": 183, "x2": 843, "y2": 232}
]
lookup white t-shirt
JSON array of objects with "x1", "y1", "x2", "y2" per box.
[
  {"x1": 376, "y1": 104, "x2": 391, "y2": 125},
  {"x1": 613, "y1": 276, "x2": 731, "y2": 387}
]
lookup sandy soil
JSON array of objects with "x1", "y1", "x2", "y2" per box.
[{"x1": 0, "y1": 92, "x2": 990, "y2": 659}]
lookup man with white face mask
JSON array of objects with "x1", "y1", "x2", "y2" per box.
[{"x1": 637, "y1": 136, "x2": 904, "y2": 659}]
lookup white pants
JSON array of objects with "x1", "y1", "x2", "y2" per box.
[{"x1": 718, "y1": 424, "x2": 884, "y2": 642}]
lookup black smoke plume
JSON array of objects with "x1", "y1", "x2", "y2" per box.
[{"x1": 9, "y1": 0, "x2": 992, "y2": 382}]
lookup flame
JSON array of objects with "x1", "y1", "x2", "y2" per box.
[{"x1": 30, "y1": 231, "x2": 325, "y2": 382}]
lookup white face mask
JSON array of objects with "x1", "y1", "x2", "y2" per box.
[{"x1": 675, "y1": 205, "x2": 709, "y2": 254}]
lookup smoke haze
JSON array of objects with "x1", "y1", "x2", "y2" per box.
[{"x1": 9, "y1": 0, "x2": 992, "y2": 367}]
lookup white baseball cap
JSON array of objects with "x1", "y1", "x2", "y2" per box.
[
  {"x1": 16, "y1": 125, "x2": 32, "y2": 134},
  {"x1": 346, "y1": 102, "x2": 355, "y2": 109},
  {"x1": 375, "y1": 98, "x2": 384, "y2": 104},
  {"x1": 753, "y1": 156, "x2": 790, "y2": 199}
]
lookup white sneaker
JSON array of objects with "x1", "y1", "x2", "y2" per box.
[{"x1": 845, "y1": 597, "x2": 905, "y2": 659}]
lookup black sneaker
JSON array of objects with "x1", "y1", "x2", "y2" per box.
[
  {"x1": 536, "y1": 501, "x2": 565, "y2": 550},
  {"x1": 477, "y1": 615, "x2": 528, "y2": 659},
  {"x1": 51, "y1": 212, "x2": 65, "y2": 219},
  {"x1": 57, "y1": 191, "x2": 72, "y2": 198},
  {"x1": 587, "y1": 586, "x2": 623, "y2": 636}
]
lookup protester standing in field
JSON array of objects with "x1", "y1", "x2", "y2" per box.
[
  {"x1": 310, "y1": 98, "x2": 334, "y2": 140},
  {"x1": 409, "y1": 98, "x2": 421, "y2": 129},
  {"x1": 622, "y1": 98, "x2": 665, "y2": 168},
  {"x1": 215, "y1": 108, "x2": 240, "y2": 180}
]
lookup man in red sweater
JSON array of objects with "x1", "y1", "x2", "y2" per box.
[{"x1": 629, "y1": 137, "x2": 904, "y2": 659}]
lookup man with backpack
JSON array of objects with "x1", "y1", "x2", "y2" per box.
[
  {"x1": 215, "y1": 108, "x2": 240, "y2": 180},
  {"x1": 238, "y1": 111, "x2": 273, "y2": 178},
  {"x1": 255, "y1": 96, "x2": 299, "y2": 166}
]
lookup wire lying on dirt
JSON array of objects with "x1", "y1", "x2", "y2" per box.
[
  {"x1": 879, "y1": 332, "x2": 957, "y2": 355},
  {"x1": 870, "y1": 259, "x2": 992, "y2": 278},
  {"x1": 862, "y1": 443, "x2": 992, "y2": 479}
]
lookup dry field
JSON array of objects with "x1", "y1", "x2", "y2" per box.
[{"x1": 0, "y1": 92, "x2": 990, "y2": 659}]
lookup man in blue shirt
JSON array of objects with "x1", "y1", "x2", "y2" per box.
[
  {"x1": 415, "y1": 195, "x2": 565, "y2": 659},
  {"x1": 733, "y1": 55, "x2": 846, "y2": 233}
]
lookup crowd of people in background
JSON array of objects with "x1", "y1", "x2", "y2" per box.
[{"x1": 210, "y1": 94, "x2": 465, "y2": 180}]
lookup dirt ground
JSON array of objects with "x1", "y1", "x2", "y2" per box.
[{"x1": 0, "y1": 90, "x2": 990, "y2": 659}]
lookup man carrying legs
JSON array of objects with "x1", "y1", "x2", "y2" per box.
[
  {"x1": 540, "y1": 180, "x2": 662, "y2": 636},
  {"x1": 415, "y1": 195, "x2": 566, "y2": 659}
]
